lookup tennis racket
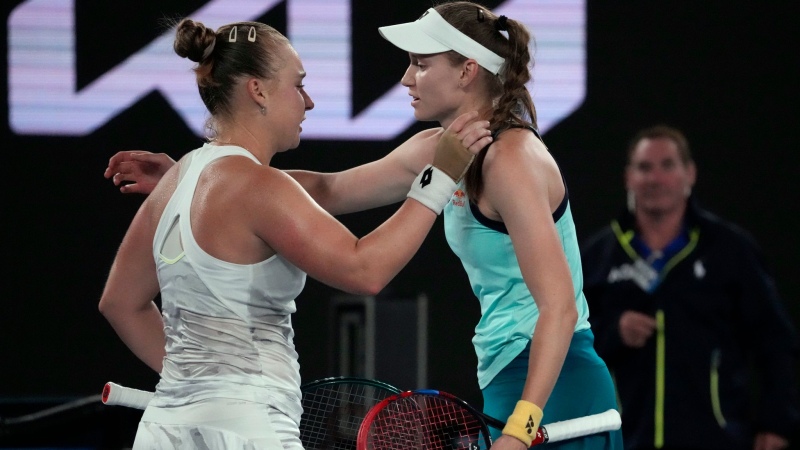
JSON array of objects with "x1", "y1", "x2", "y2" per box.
[
  {"x1": 356, "y1": 389, "x2": 621, "y2": 449},
  {"x1": 102, "y1": 376, "x2": 401, "y2": 449},
  {"x1": 299, "y1": 376, "x2": 401, "y2": 449}
]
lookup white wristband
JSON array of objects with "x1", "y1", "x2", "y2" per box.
[{"x1": 407, "y1": 165, "x2": 458, "y2": 215}]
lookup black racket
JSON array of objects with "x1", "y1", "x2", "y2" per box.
[
  {"x1": 299, "y1": 376, "x2": 401, "y2": 449},
  {"x1": 102, "y1": 376, "x2": 401, "y2": 450},
  {"x1": 356, "y1": 389, "x2": 621, "y2": 449}
]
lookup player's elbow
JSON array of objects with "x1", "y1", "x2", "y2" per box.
[
  {"x1": 562, "y1": 297, "x2": 580, "y2": 328},
  {"x1": 359, "y1": 281, "x2": 386, "y2": 297},
  {"x1": 342, "y1": 276, "x2": 387, "y2": 297},
  {"x1": 336, "y1": 266, "x2": 391, "y2": 296},
  {"x1": 98, "y1": 292, "x2": 126, "y2": 320},
  {"x1": 564, "y1": 303, "x2": 579, "y2": 328},
  {"x1": 98, "y1": 295, "x2": 115, "y2": 318},
  {"x1": 540, "y1": 296, "x2": 579, "y2": 328}
]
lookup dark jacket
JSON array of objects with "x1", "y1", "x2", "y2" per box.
[{"x1": 581, "y1": 199, "x2": 800, "y2": 450}]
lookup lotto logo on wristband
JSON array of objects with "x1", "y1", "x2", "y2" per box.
[{"x1": 420, "y1": 167, "x2": 433, "y2": 188}]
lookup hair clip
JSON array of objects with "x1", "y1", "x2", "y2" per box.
[
  {"x1": 495, "y1": 15, "x2": 508, "y2": 31},
  {"x1": 477, "y1": 8, "x2": 485, "y2": 22},
  {"x1": 248, "y1": 26, "x2": 257, "y2": 42},
  {"x1": 228, "y1": 26, "x2": 237, "y2": 43}
]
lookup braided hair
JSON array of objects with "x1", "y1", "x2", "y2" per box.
[{"x1": 435, "y1": 1, "x2": 536, "y2": 200}]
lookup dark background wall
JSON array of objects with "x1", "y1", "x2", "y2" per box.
[{"x1": 1, "y1": 0, "x2": 798, "y2": 445}]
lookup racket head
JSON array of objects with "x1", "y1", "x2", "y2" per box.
[
  {"x1": 299, "y1": 376, "x2": 401, "y2": 450},
  {"x1": 357, "y1": 389, "x2": 493, "y2": 450}
]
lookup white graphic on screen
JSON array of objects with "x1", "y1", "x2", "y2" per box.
[{"x1": 8, "y1": 0, "x2": 585, "y2": 140}]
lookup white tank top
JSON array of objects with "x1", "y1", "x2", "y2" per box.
[{"x1": 150, "y1": 144, "x2": 307, "y2": 424}]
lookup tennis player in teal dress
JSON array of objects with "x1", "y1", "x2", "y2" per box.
[{"x1": 444, "y1": 125, "x2": 621, "y2": 449}]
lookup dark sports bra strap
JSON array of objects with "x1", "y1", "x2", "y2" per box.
[{"x1": 470, "y1": 124, "x2": 569, "y2": 234}]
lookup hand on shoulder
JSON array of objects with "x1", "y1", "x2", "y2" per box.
[{"x1": 104, "y1": 150, "x2": 177, "y2": 195}]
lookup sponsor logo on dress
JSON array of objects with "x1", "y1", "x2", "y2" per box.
[{"x1": 451, "y1": 189, "x2": 466, "y2": 207}]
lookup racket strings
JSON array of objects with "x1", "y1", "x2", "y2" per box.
[
  {"x1": 301, "y1": 384, "x2": 394, "y2": 449},
  {"x1": 367, "y1": 395, "x2": 487, "y2": 449}
]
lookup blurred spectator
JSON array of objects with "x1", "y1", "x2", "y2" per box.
[{"x1": 581, "y1": 125, "x2": 799, "y2": 450}]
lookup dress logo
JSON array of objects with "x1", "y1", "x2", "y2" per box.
[{"x1": 451, "y1": 189, "x2": 466, "y2": 207}]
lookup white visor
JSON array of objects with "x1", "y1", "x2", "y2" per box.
[{"x1": 378, "y1": 8, "x2": 506, "y2": 75}]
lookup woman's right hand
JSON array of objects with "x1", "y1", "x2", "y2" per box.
[
  {"x1": 618, "y1": 310, "x2": 657, "y2": 348},
  {"x1": 104, "y1": 151, "x2": 176, "y2": 194}
]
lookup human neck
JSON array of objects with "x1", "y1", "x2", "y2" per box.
[
  {"x1": 213, "y1": 122, "x2": 273, "y2": 165},
  {"x1": 440, "y1": 97, "x2": 494, "y2": 130},
  {"x1": 634, "y1": 204, "x2": 688, "y2": 251}
]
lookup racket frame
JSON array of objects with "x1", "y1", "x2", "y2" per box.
[
  {"x1": 357, "y1": 389, "x2": 622, "y2": 449},
  {"x1": 300, "y1": 376, "x2": 400, "y2": 393},
  {"x1": 299, "y1": 376, "x2": 402, "y2": 449},
  {"x1": 357, "y1": 389, "x2": 496, "y2": 450}
]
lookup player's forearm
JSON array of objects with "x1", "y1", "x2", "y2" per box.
[
  {"x1": 325, "y1": 199, "x2": 438, "y2": 295},
  {"x1": 101, "y1": 301, "x2": 166, "y2": 373},
  {"x1": 522, "y1": 304, "x2": 577, "y2": 408},
  {"x1": 287, "y1": 168, "x2": 408, "y2": 215}
]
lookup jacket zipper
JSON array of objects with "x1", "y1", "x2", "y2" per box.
[
  {"x1": 655, "y1": 309, "x2": 665, "y2": 448},
  {"x1": 710, "y1": 349, "x2": 727, "y2": 427}
]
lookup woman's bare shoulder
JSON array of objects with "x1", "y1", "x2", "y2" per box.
[{"x1": 486, "y1": 128, "x2": 550, "y2": 166}]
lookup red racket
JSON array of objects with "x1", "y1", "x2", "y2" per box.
[{"x1": 356, "y1": 389, "x2": 621, "y2": 449}]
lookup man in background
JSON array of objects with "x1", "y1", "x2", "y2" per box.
[{"x1": 581, "y1": 124, "x2": 799, "y2": 450}]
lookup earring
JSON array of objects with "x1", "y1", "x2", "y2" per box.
[
  {"x1": 260, "y1": 105, "x2": 266, "y2": 115},
  {"x1": 684, "y1": 185, "x2": 692, "y2": 198}
]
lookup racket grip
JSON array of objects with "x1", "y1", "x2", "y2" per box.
[
  {"x1": 541, "y1": 409, "x2": 621, "y2": 443},
  {"x1": 102, "y1": 382, "x2": 154, "y2": 410}
]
